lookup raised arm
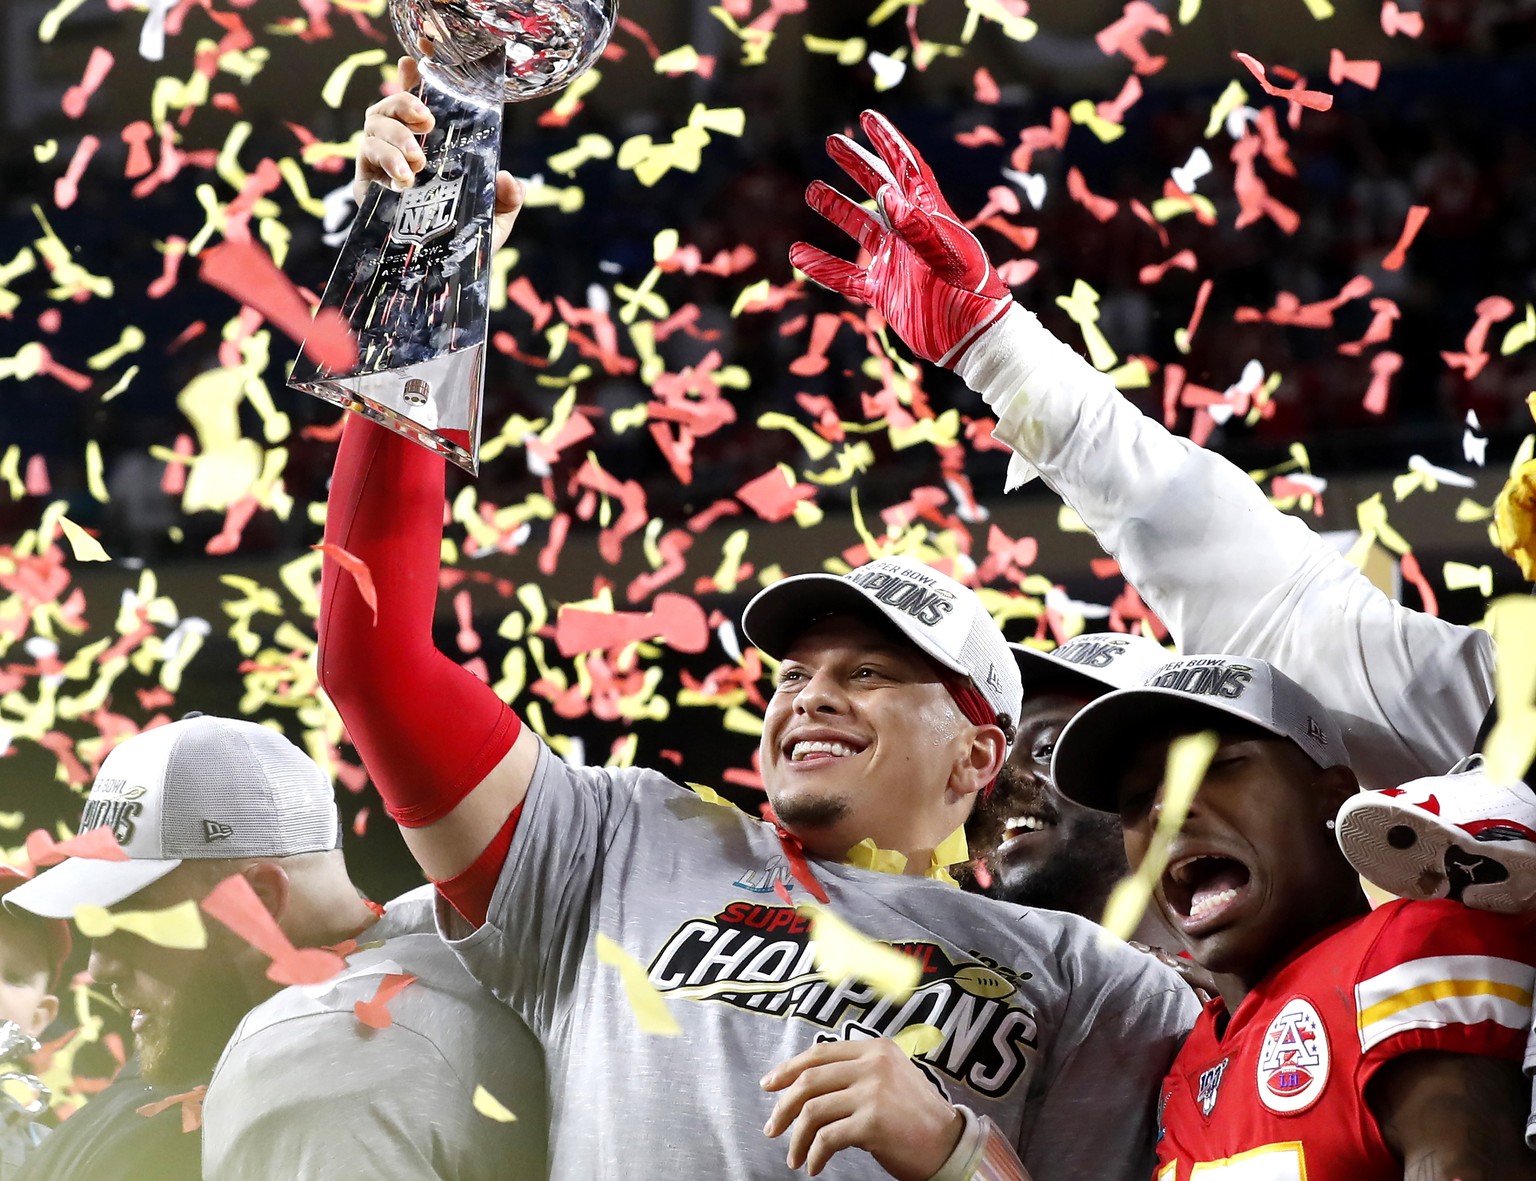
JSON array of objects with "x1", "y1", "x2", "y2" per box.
[
  {"x1": 317, "y1": 60, "x2": 535, "y2": 914},
  {"x1": 793, "y1": 110, "x2": 1492, "y2": 791}
]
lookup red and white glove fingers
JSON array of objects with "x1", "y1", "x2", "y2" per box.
[{"x1": 790, "y1": 110, "x2": 1012, "y2": 368}]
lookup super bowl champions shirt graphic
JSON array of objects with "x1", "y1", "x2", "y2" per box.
[{"x1": 439, "y1": 741, "x2": 1198, "y2": 1181}]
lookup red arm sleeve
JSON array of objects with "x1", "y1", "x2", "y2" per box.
[{"x1": 317, "y1": 417, "x2": 523, "y2": 912}]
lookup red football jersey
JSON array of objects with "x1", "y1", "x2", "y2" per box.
[{"x1": 1154, "y1": 899, "x2": 1535, "y2": 1181}]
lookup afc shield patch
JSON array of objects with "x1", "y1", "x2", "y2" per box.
[
  {"x1": 393, "y1": 171, "x2": 463, "y2": 246},
  {"x1": 1257, "y1": 997, "x2": 1330, "y2": 1115}
]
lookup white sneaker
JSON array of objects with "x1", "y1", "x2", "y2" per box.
[{"x1": 1335, "y1": 757, "x2": 1536, "y2": 914}]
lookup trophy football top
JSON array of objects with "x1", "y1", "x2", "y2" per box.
[{"x1": 390, "y1": 0, "x2": 618, "y2": 104}]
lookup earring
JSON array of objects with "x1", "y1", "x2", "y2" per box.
[{"x1": 1325, "y1": 819, "x2": 1337, "y2": 831}]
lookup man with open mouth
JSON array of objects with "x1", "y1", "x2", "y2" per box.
[
  {"x1": 1050, "y1": 652, "x2": 1536, "y2": 1181},
  {"x1": 967, "y1": 631, "x2": 1169, "y2": 931}
]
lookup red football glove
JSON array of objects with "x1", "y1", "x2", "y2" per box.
[{"x1": 790, "y1": 110, "x2": 1012, "y2": 368}]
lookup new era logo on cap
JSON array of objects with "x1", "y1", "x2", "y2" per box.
[{"x1": 203, "y1": 820, "x2": 235, "y2": 842}]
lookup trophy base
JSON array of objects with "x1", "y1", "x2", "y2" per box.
[{"x1": 292, "y1": 344, "x2": 484, "y2": 472}]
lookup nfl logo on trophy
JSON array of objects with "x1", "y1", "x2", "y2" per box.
[{"x1": 289, "y1": 0, "x2": 618, "y2": 474}]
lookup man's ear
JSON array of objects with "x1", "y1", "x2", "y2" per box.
[
  {"x1": 950, "y1": 725, "x2": 1007, "y2": 802},
  {"x1": 1315, "y1": 763, "x2": 1360, "y2": 825},
  {"x1": 241, "y1": 861, "x2": 292, "y2": 924}
]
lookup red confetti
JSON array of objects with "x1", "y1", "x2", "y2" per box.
[
  {"x1": 135, "y1": 1086, "x2": 206, "y2": 1133},
  {"x1": 353, "y1": 972, "x2": 417, "y2": 1030},
  {"x1": 554, "y1": 593, "x2": 709, "y2": 657},
  {"x1": 1095, "y1": 1, "x2": 1171, "y2": 75},
  {"x1": 1233, "y1": 52, "x2": 1334, "y2": 113},
  {"x1": 200, "y1": 873, "x2": 346, "y2": 986},
  {"x1": 199, "y1": 238, "x2": 357, "y2": 372},
  {"x1": 736, "y1": 467, "x2": 817, "y2": 523},
  {"x1": 312, "y1": 543, "x2": 378, "y2": 624},
  {"x1": 1381, "y1": 205, "x2": 1430, "y2": 271},
  {"x1": 1399, "y1": 551, "x2": 1438, "y2": 616},
  {"x1": 25, "y1": 825, "x2": 130, "y2": 869},
  {"x1": 1139, "y1": 250, "x2": 1198, "y2": 285},
  {"x1": 1338, "y1": 298, "x2": 1401, "y2": 357},
  {"x1": 1363, "y1": 350, "x2": 1403, "y2": 414},
  {"x1": 1180, "y1": 279, "x2": 1213, "y2": 349},
  {"x1": 54, "y1": 135, "x2": 101, "y2": 210},
  {"x1": 1328, "y1": 49, "x2": 1381, "y2": 90},
  {"x1": 1381, "y1": 1, "x2": 1424, "y2": 38},
  {"x1": 1441, "y1": 296, "x2": 1515, "y2": 381},
  {"x1": 973, "y1": 67, "x2": 1000, "y2": 105},
  {"x1": 1066, "y1": 168, "x2": 1118, "y2": 223},
  {"x1": 62, "y1": 48, "x2": 114, "y2": 119}
]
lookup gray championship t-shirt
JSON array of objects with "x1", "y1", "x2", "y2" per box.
[
  {"x1": 203, "y1": 885, "x2": 547, "y2": 1180},
  {"x1": 439, "y1": 742, "x2": 1198, "y2": 1180}
]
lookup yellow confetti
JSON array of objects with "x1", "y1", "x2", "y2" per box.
[
  {"x1": 845, "y1": 839, "x2": 908, "y2": 875},
  {"x1": 803, "y1": 35, "x2": 868, "y2": 65},
  {"x1": 595, "y1": 933, "x2": 681, "y2": 1036},
  {"x1": 803, "y1": 905, "x2": 920, "y2": 1000},
  {"x1": 0, "y1": 247, "x2": 36, "y2": 318},
  {"x1": 892, "y1": 1024, "x2": 946, "y2": 1057},
  {"x1": 548, "y1": 133, "x2": 616, "y2": 176},
  {"x1": 88, "y1": 327, "x2": 146, "y2": 371},
  {"x1": 1206, "y1": 80, "x2": 1249, "y2": 138},
  {"x1": 57, "y1": 516, "x2": 109, "y2": 563},
  {"x1": 1054, "y1": 280, "x2": 1118, "y2": 371},
  {"x1": 688, "y1": 782, "x2": 739, "y2": 811},
  {"x1": 320, "y1": 48, "x2": 387, "y2": 108},
  {"x1": 74, "y1": 900, "x2": 208, "y2": 950},
  {"x1": 472, "y1": 1085, "x2": 518, "y2": 1122},
  {"x1": 1070, "y1": 99, "x2": 1126, "y2": 144},
  {"x1": 1101, "y1": 731, "x2": 1218, "y2": 940},
  {"x1": 39, "y1": 0, "x2": 91, "y2": 42},
  {"x1": 1484, "y1": 597, "x2": 1536, "y2": 784},
  {"x1": 84, "y1": 442, "x2": 109, "y2": 504},
  {"x1": 1500, "y1": 304, "x2": 1535, "y2": 355},
  {"x1": 1442, "y1": 562, "x2": 1492, "y2": 595},
  {"x1": 1494, "y1": 459, "x2": 1536, "y2": 580},
  {"x1": 961, "y1": 0, "x2": 1039, "y2": 42},
  {"x1": 1301, "y1": 0, "x2": 1334, "y2": 16},
  {"x1": 931, "y1": 824, "x2": 970, "y2": 873},
  {"x1": 1178, "y1": 0, "x2": 1201, "y2": 22}
]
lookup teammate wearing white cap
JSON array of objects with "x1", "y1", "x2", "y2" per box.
[
  {"x1": 3, "y1": 714, "x2": 547, "y2": 1180},
  {"x1": 1047, "y1": 655, "x2": 1536, "y2": 1181},
  {"x1": 792, "y1": 111, "x2": 1531, "y2": 915},
  {"x1": 318, "y1": 76, "x2": 1199, "y2": 1181},
  {"x1": 968, "y1": 632, "x2": 1170, "y2": 920}
]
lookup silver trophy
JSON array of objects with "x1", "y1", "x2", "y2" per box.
[
  {"x1": 0, "y1": 1020, "x2": 47, "y2": 1115},
  {"x1": 290, "y1": 0, "x2": 617, "y2": 473}
]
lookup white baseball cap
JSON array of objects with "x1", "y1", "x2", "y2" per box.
[
  {"x1": 1051, "y1": 654, "x2": 1348, "y2": 812},
  {"x1": 741, "y1": 555, "x2": 1023, "y2": 741},
  {"x1": 5, "y1": 715, "x2": 341, "y2": 920},
  {"x1": 1011, "y1": 631, "x2": 1171, "y2": 697}
]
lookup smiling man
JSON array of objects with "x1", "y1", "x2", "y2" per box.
[
  {"x1": 1049, "y1": 654, "x2": 1536, "y2": 1181},
  {"x1": 967, "y1": 632, "x2": 1170, "y2": 922},
  {"x1": 315, "y1": 73, "x2": 1199, "y2": 1181}
]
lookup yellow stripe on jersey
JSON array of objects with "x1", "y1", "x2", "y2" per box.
[
  {"x1": 1356, "y1": 954, "x2": 1534, "y2": 1054},
  {"x1": 1358, "y1": 978, "x2": 1531, "y2": 1028}
]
